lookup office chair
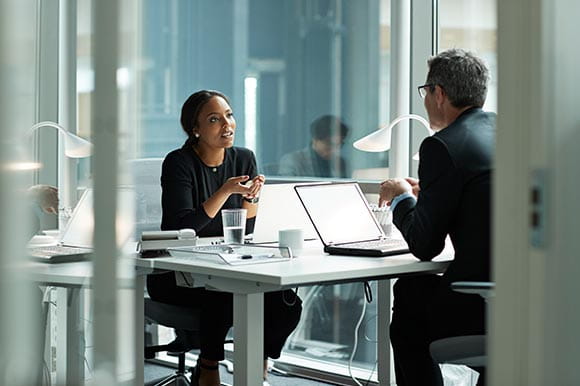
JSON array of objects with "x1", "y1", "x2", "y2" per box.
[
  {"x1": 145, "y1": 298, "x2": 201, "y2": 386},
  {"x1": 429, "y1": 281, "x2": 495, "y2": 386}
]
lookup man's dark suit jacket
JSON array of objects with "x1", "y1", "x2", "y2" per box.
[{"x1": 393, "y1": 107, "x2": 496, "y2": 284}]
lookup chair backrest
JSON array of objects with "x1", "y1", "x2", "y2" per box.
[{"x1": 129, "y1": 158, "x2": 164, "y2": 235}]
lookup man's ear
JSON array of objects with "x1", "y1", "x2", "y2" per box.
[{"x1": 434, "y1": 85, "x2": 446, "y2": 108}]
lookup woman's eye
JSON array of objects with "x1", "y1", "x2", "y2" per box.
[
  {"x1": 227, "y1": 112, "x2": 234, "y2": 118},
  {"x1": 209, "y1": 117, "x2": 218, "y2": 123}
]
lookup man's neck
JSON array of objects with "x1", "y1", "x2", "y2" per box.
[{"x1": 438, "y1": 105, "x2": 476, "y2": 131}]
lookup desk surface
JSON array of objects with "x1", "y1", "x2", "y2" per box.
[{"x1": 135, "y1": 240, "x2": 452, "y2": 291}]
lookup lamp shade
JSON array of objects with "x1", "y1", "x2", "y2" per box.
[
  {"x1": 28, "y1": 121, "x2": 92, "y2": 158},
  {"x1": 353, "y1": 114, "x2": 432, "y2": 153}
]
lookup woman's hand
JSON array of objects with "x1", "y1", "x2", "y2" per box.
[
  {"x1": 244, "y1": 174, "x2": 265, "y2": 199},
  {"x1": 220, "y1": 175, "x2": 254, "y2": 197}
]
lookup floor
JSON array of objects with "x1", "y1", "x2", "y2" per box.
[{"x1": 144, "y1": 361, "x2": 338, "y2": 386}]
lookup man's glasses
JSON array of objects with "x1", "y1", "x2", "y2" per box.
[{"x1": 417, "y1": 83, "x2": 435, "y2": 99}]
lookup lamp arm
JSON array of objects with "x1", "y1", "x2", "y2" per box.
[
  {"x1": 387, "y1": 114, "x2": 433, "y2": 135},
  {"x1": 27, "y1": 121, "x2": 68, "y2": 137}
]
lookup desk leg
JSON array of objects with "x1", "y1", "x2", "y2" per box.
[
  {"x1": 233, "y1": 292, "x2": 264, "y2": 386},
  {"x1": 134, "y1": 275, "x2": 145, "y2": 386},
  {"x1": 56, "y1": 287, "x2": 84, "y2": 385},
  {"x1": 377, "y1": 280, "x2": 392, "y2": 385}
]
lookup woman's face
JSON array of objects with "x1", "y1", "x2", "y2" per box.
[{"x1": 193, "y1": 96, "x2": 236, "y2": 150}]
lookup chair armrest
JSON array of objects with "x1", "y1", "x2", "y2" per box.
[{"x1": 451, "y1": 281, "x2": 495, "y2": 299}]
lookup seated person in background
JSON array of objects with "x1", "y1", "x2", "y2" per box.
[
  {"x1": 146, "y1": 90, "x2": 302, "y2": 386},
  {"x1": 279, "y1": 115, "x2": 350, "y2": 178},
  {"x1": 27, "y1": 184, "x2": 58, "y2": 238},
  {"x1": 379, "y1": 49, "x2": 495, "y2": 385}
]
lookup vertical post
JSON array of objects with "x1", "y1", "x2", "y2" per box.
[
  {"x1": 0, "y1": 1, "x2": 43, "y2": 385},
  {"x1": 389, "y1": 0, "x2": 412, "y2": 178},
  {"x1": 56, "y1": 287, "x2": 84, "y2": 384},
  {"x1": 57, "y1": 0, "x2": 78, "y2": 229},
  {"x1": 91, "y1": 0, "x2": 120, "y2": 383},
  {"x1": 233, "y1": 292, "x2": 264, "y2": 386},
  {"x1": 377, "y1": 280, "x2": 392, "y2": 385}
]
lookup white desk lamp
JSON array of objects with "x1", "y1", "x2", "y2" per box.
[
  {"x1": 28, "y1": 121, "x2": 92, "y2": 158},
  {"x1": 4, "y1": 121, "x2": 91, "y2": 170},
  {"x1": 353, "y1": 114, "x2": 433, "y2": 160},
  {"x1": 353, "y1": 114, "x2": 433, "y2": 159},
  {"x1": 28, "y1": 121, "x2": 92, "y2": 228}
]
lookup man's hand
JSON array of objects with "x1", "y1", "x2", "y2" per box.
[
  {"x1": 27, "y1": 185, "x2": 58, "y2": 214},
  {"x1": 404, "y1": 177, "x2": 420, "y2": 198},
  {"x1": 378, "y1": 178, "x2": 413, "y2": 207}
]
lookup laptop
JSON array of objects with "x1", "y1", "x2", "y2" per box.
[
  {"x1": 252, "y1": 183, "x2": 318, "y2": 243},
  {"x1": 294, "y1": 182, "x2": 410, "y2": 257},
  {"x1": 28, "y1": 189, "x2": 94, "y2": 263}
]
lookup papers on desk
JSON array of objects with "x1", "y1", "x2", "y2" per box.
[{"x1": 167, "y1": 244, "x2": 292, "y2": 265}]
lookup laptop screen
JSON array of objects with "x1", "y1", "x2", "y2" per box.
[
  {"x1": 60, "y1": 188, "x2": 136, "y2": 248},
  {"x1": 60, "y1": 189, "x2": 93, "y2": 248},
  {"x1": 252, "y1": 183, "x2": 318, "y2": 243},
  {"x1": 295, "y1": 183, "x2": 384, "y2": 245}
]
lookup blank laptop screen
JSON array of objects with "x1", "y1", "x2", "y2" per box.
[
  {"x1": 60, "y1": 189, "x2": 93, "y2": 248},
  {"x1": 60, "y1": 188, "x2": 136, "y2": 248},
  {"x1": 252, "y1": 183, "x2": 318, "y2": 243},
  {"x1": 296, "y1": 183, "x2": 384, "y2": 245}
]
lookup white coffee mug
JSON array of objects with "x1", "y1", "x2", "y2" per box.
[{"x1": 278, "y1": 228, "x2": 304, "y2": 257}]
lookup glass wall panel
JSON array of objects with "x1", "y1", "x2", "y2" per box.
[
  {"x1": 138, "y1": 0, "x2": 390, "y2": 181},
  {"x1": 134, "y1": 0, "x2": 392, "y2": 379},
  {"x1": 439, "y1": 0, "x2": 497, "y2": 112}
]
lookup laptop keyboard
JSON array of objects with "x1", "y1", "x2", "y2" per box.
[
  {"x1": 29, "y1": 245, "x2": 91, "y2": 257},
  {"x1": 344, "y1": 238, "x2": 408, "y2": 250}
]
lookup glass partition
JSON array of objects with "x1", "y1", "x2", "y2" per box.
[
  {"x1": 137, "y1": 0, "x2": 390, "y2": 181},
  {"x1": 439, "y1": 0, "x2": 497, "y2": 112}
]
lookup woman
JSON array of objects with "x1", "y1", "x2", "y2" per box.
[{"x1": 147, "y1": 90, "x2": 302, "y2": 386}]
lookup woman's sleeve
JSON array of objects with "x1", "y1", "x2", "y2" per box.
[{"x1": 160, "y1": 152, "x2": 212, "y2": 232}]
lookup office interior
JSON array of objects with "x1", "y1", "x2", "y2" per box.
[{"x1": 1, "y1": 0, "x2": 579, "y2": 385}]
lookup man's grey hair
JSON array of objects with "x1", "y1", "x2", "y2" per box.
[{"x1": 426, "y1": 48, "x2": 489, "y2": 108}]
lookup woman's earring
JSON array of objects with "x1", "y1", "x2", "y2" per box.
[{"x1": 194, "y1": 133, "x2": 200, "y2": 138}]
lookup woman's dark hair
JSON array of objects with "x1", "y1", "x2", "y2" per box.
[{"x1": 180, "y1": 90, "x2": 230, "y2": 144}]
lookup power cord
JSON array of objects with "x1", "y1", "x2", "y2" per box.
[
  {"x1": 282, "y1": 288, "x2": 299, "y2": 307},
  {"x1": 347, "y1": 283, "x2": 369, "y2": 386}
]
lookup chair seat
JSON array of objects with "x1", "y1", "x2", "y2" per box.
[
  {"x1": 430, "y1": 335, "x2": 486, "y2": 367},
  {"x1": 144, "y1": 298, "x2": 201, "y2": 330}
]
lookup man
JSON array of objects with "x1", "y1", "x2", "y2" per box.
[
  {"x1": 379, "y1": 49, "x2": 495, "y2": 385},
  {"x1": 278, "y1": 115, "x2": 350, "y2": 178},
  {"x1": 27, "y1": 184, "x2": 58, "y2": 238}
]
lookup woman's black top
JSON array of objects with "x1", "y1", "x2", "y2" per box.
[{"x1": 160, "y1": 143, "x2": 258, "y2": 236}]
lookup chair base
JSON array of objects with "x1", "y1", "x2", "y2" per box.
[{"x1": 153, "y1": 373, "x2": 191, "y2": 386}]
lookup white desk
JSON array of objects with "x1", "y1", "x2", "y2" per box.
[
  {"x1": 28, "y1": 259, "x2": 151, "y2": 386},
  {"x1": 136, "y1": 241, "x2": 451, "y2": 385}
]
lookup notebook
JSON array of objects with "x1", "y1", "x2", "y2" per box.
[
  {"x1": 294, "y1": 182, "x2": 410, "y2": 257},
  {"x1": 28, "y1": 189, "x2": 94, "y2": 263},
  {"x1": 251, "y1": 183, "x2": 318, "y2": 243}
]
